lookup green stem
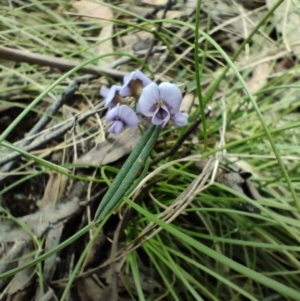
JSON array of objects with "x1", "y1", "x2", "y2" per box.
[{"x1": 194, "y1": 0, "x2": 207, "y2": 148}]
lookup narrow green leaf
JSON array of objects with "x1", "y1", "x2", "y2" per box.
[
  {"x1": 125, "y1": 198, "x2": 300, "y2": 301},
  {"x1": 94, "y1": 125, "x2": 161, "y2": 222}
]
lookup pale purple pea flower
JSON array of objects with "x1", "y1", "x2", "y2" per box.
[
  {"x1": 106, "y1": 104, "x2": 139, "y2": 134},
  {"x1": 100, "y1": 85, "x2": 123, "y2": 108},
  {"x1": 120, "y1": 69, "x2": 152, "y2": 97},
  {"x1": 172, "y1": 112, "x2": 188, "y2": 126},
  {"x1": 138, "y1": 82, "x2": 187, "y2": 127}
]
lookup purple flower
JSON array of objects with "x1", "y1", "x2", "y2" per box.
[
  {"x1": 120, "y1": 70, "x2": 152, "y2": 97},
  {"x1": 138, "y1": 82, "x2": 187, "y2": 127},
  {"x1": 172, "y1": 112, "x2": 188, "y2": 126},
  {"x1": 106, "y1": 104, "x2": 139, "y2": 134},
  {"x1": 100, "y1": 85, "x2": 124, "y2": 108}
]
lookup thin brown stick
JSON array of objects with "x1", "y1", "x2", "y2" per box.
[
  {"x1": 151, "y1": 109, "x2": 211, "y2": 166},
  {"x1": 141, "y1": 0, "x2": 175, "y2": 67},
  {"x1": 0, "y1": 46, "x2": 127, "y2": 78}
]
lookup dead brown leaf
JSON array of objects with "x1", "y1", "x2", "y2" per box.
[
  {"x1": 180, "y1": 93, "x2": 196, "y2": 113},
  {"x1": 184, "y1": 0, "x2": 197, "y2": 15},
  {"x1": 0, "y1": 242, "x2": 26, "y2": 290},
  {"x1": 0, "y1": 198, "x2": 82, "y2": 243},
  {"x1": 76, "y1": 126, "x2": 143, "y2": 166},
  {"x1": 35, "y1": 287, "x2": 58, "y2": 301},
  {"x1": 120, "y1": 31, "x2": 154, "y2": 53},
  {"x1": 43, "y1": 225, "x2": 64, "y2": 283},
  {"x1": 195, "y1": 160, "x2": 261, "y2": 212},
  {"x1": 73, "y1": 1, "x2": 114, "y2": 66},
  {"x1": 41, "y1": 172, "x2": 68, "y2": 208},
  {"x1": 247, "y1": 62, "x2": 270, "y2": 94},
  {"x1": 72, "y1": 1, "x2": 113, "y2": 23},
  {"x1": 119, "y1": 4, "x2": 185, "y2": 19},
  {"x1": 77, "y1": 277, "x2": 104, "y2": 301},
  {"x1": 40, "y1": 174, "x2": 75, "y2": 282},
  {"x1": 267, "y1": 0, "x2": 300, "y2": 59},
  {"x1": 205, "y1": 0, "x2": 266, "y2": 51},
  {"x1": 120, "y1": 269, "x2": 163, "y2": 292},
  {"x1": 141, "y1": 0, "x2": 168, "y2": 5},
  {"x1": 7, "y1": 243, "x2": 35, "y2": 296},
  {"x1": 83, "y1": 229, "x2": 106, "y2": 268},
  {"x1": 94, "y1": 23, "x2": 114, "y2": 66}
]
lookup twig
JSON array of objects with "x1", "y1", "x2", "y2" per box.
[
  {"x1": 0, "y1": 102, "x2": 103, "y2": 171},
  {"x1": 107, "y1": 208, "x2": 132, "y2": 301},
  {"x1": 0, "y1": 45, "x2": 168, "y2": 175},
  {"x1": 0, "y1": 75, "x2": 99, "y2": 177},
  {"x1": 57, "y1": 159, "x2": 213, "y2": 283},
  {"x1": 151, "y1": 108, "x2": 211, "y2": 165},
  {"x1": 0, "y1": 46, "x2": 127, "y2": 78},
  {"x1": 153, "y1": 14, "x2": 194, "y2": 74},
  {"x1": 32, "y1": 74, "x2": 98, "y2": 146},
  {"x1": 153, "y1": 49, "x2": 169, "y2": 74},
  {"x1": 117, "y1": 159, "x2": 215, "y2": 260},
  {"x1": 141, "y1": 0, "x2": 175, "y2": 67}
]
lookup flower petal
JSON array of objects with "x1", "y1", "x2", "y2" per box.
[
  {"x1": 123, "y1": 70, "x2": 152, "y2": 87},
  {"x1": 135, "y1": 101, "x2": 142, "y2": 114},
  {"x1": 158, "y1": 82, "x2": 182, "y2": 114},
  {"x1": 138, "y1": 82, "x2": 160, "y2": 117},
  {"x1": 106, "y1": 104, "x2": 120, "y2": 121},
  {"x1": 104, "y1": 85, "x2": 122, "y2": 108},
  {"x1": 123, "y1": 74, "x2": 131, "y2": 84},
  {"x1": 118, "y1": 105, "x2": 139, "y2": 128},
  {"x1": 172, "y1": 112, "x2": 188, "y2": 126},
  {"x1": 120, "y1": 70, "x2": 152, "y2": 96},
  {"x1": 109, "y1": 121, "x2": 123, "y2": 134},
  {"x1": 100, "y1": 87, "x2": 110, "y2": 98},
  {"x1": 119, "y1": 86, "x2": 131, "y2": 97},
  {"x1": 152, "y1": 106, "x2": 170, "y2": 127},
  {"x1": 133, "y1": 70, "x2": 152, "y2": 87},
  {"x1": 106, "y1": 105, "x2": 139, "y2": 134}
]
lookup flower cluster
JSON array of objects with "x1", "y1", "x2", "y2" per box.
[{"x1": 100, "y1": 70, "x2": 188, "y2": 134}]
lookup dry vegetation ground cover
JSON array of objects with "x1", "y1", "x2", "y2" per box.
[{"x1": 1, "y1": 0, "x2": 300, "y2": 300}]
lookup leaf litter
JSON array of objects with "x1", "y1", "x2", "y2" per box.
[{"x1": 1, "y1": 0, "x2": 300, "y2": 300}]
